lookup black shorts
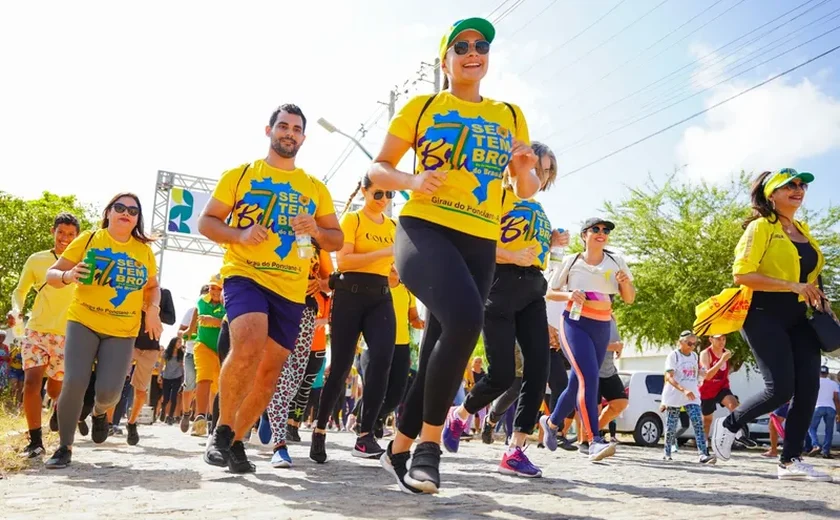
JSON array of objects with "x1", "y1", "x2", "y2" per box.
[
  {"x1": 598, "y1": 373, "x2": 626, "y2": 402},
  {"x1": 701, "y1": 388, "x2": 734, "y2": 416}
]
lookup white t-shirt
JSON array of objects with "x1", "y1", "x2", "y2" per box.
[
  {"x1": 815, "y1": 377, "x2": 839, "y2": 410},
  {"x1": 548, "y1": 252, "x2": 633, "y2": 295},
  {"x1": 661, "y1": 349, "x2": 701, "y2": 408},
  {"x1": 180, "y1": 306, "x2": 197, "y2": 355}
]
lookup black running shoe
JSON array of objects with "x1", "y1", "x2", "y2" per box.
[
  {"x1": 558, "y1": 434, "x2": 577, "y2": 452},
  {"x1": 204, "y1": 424, "x2": 233, "y2": 467},
  {"x1": 126, "y1": 422, "x2": 140, "y2": 446},
  {"x1": 228, "y1": 440, "x2": 256, "y2": 473},
  {"x1": 578, "y1": 441, "x2": 590, "y2": 455},
  {"x1": 91, "y1": 414, "x2": 109, "y2": 444},
  {"x1": 78, "y1": 420, "x2": 89, "y2": 437},
  {"x1": 380, "y1": 441, "x2": 422, "y2": 495},
  {"x1": 404, "y1": 442, "x2": 442, "y2": 494},
  {"x1": 286, "y1": 424, "x2": 301, "y2": 443},
  {"x1": 481, "y1": 417, "x2": 495, "y2": 445},
  {"x1": 310, "y1": 432, "x2": 328, "y2": 464},
  {"x1": 49, "y1": 407, "x2": 59, "y2": 432},
  {"x1": 45, "y1": 446, "x2": 72, "y2": 469},
  {"x1": 21, "y1": 434, "x2": 45, "y2": 459},
  {"x1": 353, "y1": 433, "x2": 385, "y2": 459}
]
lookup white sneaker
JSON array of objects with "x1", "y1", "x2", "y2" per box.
[
  {"x1": 778, "y1": 459, "x2": 832, "y2": 482},
  {"x1": 699, "y1": 453, "x2": 717, "y2": 465},
  {"x1": 588, "y1": 440, "x2": 616, "y2": 462},
  {"x1": 711, "y1": 417, "x2": 736, "y2": 461}
]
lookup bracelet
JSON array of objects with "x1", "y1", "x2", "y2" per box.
[{"x1": 61, "y1": 271, "x2": 69, "y2": 285}]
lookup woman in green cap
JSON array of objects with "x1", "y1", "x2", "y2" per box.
[
  {"x1": 369, "y1": 16, "x2": 540, "y2": 494},
  {"x1": 710, "y1": 168, "x2": 831, "y2": 481}
]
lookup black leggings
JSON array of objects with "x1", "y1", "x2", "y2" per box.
[
  {"x1": 161, "y1": 377, "x2": 182, "y2": 418},
  {"x1": 211, "y1": 320, "x2": 231, "y2": 433},
  {"x1": 306, "y1": 387, "x2": 322, "y2": 423},
  {"x1": 723, "y1": 292, "x2": 821, "y2": 463},
  {"x1": 360, "y1": 344, "x2": 412, "y2": 423},
  {"x1": 395, "y1": 216, "x2": 496, "y2": 437},
  {"x1": 317, "y1": 274, "x2": 396, "y2": 433},
  {"x1": 464, "y1": 265, "x2": 550, "y2": 434},
  {"x1": 547, "y1": 348, "x2": 570, "y2": 413},
  {"x1": 290, "y1": 350, "x2": 326, "y2": 423}
]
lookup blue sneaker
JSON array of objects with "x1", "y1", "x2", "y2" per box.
[
  {"x1": 271, "y1": 445, "x2": 292, "y2": 468},
  {"x1": 539, "y1": 415, "x2": 558, "y2": 452},
  {"x1": 498, "y1": 446, "x2": 542, "y2": 478},
  {"x1": 442, "y1": 408, "x2": 467, "y2": 453},
  {"x1": 258, "y1": 413, "x2": 272, "y2": 445}
]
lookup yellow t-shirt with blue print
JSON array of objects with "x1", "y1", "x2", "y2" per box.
[
  {"x1": 62, "y1": 229, "x2": 157, "y2": 338},
  {"x1": 339, "y1": 211, "x2": 396, "y2": 277},
  {"x1": 212, "y1": 160, "x2": 336, "y2": 304},
  {"x1": 498, "y1": 188, "x2": 552, "y2": 271},
  {"x1": 388, "y1": 91, "x2": 530, "y2": 241}
]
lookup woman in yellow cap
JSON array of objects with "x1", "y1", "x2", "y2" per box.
[
  {"x1": 709, "y1": 168, "x2": 831, "y2": 481},
  {"x1": 369, "y1": 17, "x2": 540, "y2": 494}
]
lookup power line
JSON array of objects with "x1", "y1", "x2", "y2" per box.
[
  {"x1": 520, "y1": 0, "x2": 627, "y2": 75},
  {"x1": 486, "y1": 0, "x2": 516, "y2": 20},
  {"x1": 557, "y1": 23, "x2": 840, "y2": 155},
  {"x1": 543, "y1": 0, "x2": 672, "y2": 81},
  {"x1": 545, "y1": 0, "x2": 821, "y2": 139},
  {"x1": 493, "y1": 0, "x2": 527, "y2": 25},
  {"x1": 506, "y1": 0, "x2": 562, "y2": 39},
  {"x1": 555, "y1": 0, "x2": 741, "y2": 110},
  {"x1": 628, "y1": 3, "x2": 840, "y2": 117},
  {"x1": 557, "y1": 42, "x2": 840, "y2": 178}
]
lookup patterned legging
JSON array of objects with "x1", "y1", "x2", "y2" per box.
[
  {"x1": 267, "y1": 307, "x2": 316, "y2": 446},
  {"x1": 289, "y1": 350, "x2": 327, "y2": 423},
  {"x1": 664, "y1": 404, "x2": 708, "y2": 457}
]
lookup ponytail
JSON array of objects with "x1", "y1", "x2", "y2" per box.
[
  {"x1": 340, "y1": 174, "x2": 374, "y2": 217},
  {"x1": 442, "y1": 75, "x2": 450, "y2": 91},
  {"x1": 743, "y1": 171, "x2": 778, "y2": 229}
]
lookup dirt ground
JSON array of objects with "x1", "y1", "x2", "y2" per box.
[{"x1": 1, "y1": 422, "x2": 838, "y2": 519}]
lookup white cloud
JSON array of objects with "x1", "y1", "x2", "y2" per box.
[{"x1": 677, "y1": 76, "x2": 840, "y2": 182}]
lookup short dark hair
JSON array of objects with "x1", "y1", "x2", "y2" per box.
[
  {"x1": 269, "y1": 104, "x2": 307, "y2": 133},
  {"x1": 54, "y1": 212, "x2": 80, "y2": 233}
]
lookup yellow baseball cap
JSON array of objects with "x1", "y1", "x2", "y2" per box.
[
  {"x1": 208, "y1": 274, "x2": 222, "y2": 288},
  {"x1": 762, "y1": 168, "x2": 814, "y2": 199},
  {"x1": 439, "y1": 17, "x2": 496, "y2": 63}
]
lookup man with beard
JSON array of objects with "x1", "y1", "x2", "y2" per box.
[{"x1": 198, "y1": 104, "x2": 344, "y2": 473}]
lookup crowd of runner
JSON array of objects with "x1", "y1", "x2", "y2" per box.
[{"x1": 2, "y1": 15, "x2": 838, "y2": 495}]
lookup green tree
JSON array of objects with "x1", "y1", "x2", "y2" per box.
[
  {"x1": 602, "y1": 173, "x2": 839, "y2": 367},
  {"x1": 0, "y1": 191, "x2": 97, "y2": 317}
]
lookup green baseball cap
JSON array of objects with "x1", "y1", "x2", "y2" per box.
[
  {"x1": 762, "y1": 168, "x2": 814, "y2": 198},
  {"x1": 439, "y1": 17, "x2": 496, "y2": 63}
]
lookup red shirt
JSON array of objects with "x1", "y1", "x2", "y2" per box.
[{"x1": 700, "y1": 347, "x2": 730, "y2": 400}]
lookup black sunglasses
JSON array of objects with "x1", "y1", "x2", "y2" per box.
[
  {"x1": 588, "y1": 226, "x2": 611, "y2": 235},
  {"x1": 452, "y1": 40, "x2": 490, "y2": 56},
  {"x1": 112, "y1": 202, "x2": 140, "y2": 217},
  {"x1": 373, "y1": 190, "x2": 395, "y2": 201}
]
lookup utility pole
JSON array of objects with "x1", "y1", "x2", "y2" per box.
[
  {"x1": 378, "y1": 89, "x2": 398, "y2": 217},
  {"x1": 421, "y1": 58, "x2": 442, "y2": 93}
]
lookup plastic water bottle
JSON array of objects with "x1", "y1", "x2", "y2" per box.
[
  {"x1": 569, "y1": 300, "x2": 583, "y2": 321},
  {"x1": 296, "y1": 233, "x2": 313, "y2": 259},
  {"x1": 549, "y1": 228, "x2": 566, "y2": 268},
  {"x1": 80, "y1": 250, "x2": 97, "y2": 285}
]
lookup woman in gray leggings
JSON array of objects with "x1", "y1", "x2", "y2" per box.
[{"x1": 43, "y1": 193, "x2": 162, "y2": 469}]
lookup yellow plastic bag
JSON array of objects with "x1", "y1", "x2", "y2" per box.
[{"x1": 693, "y1": 286, "x2": 753, "y2": 336}]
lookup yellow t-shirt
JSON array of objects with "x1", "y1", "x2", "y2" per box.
[
  {"x1": 211, "y1": 160, "x2": 336, "y2": 304},
  {"x1": 498, "y1": 189, "x2": 552, "y2": 270},
  {"x1": 62, "y1": 229, "x2": 157, "y2": 338},
  {"x1": 388, "y1": 91, "x2": 530, "y2": 240},
  {"x1": 339, "y1": 211, "x2": 396, "y2": 277},
  {"x1": 391, "y1": 283, "x2": 416, "y2": 345},
  {"x1": 12, "y1": 250, "x2": 75, "y2": 335}
]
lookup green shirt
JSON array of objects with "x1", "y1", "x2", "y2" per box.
[{"x1": 196, "y1": 298, "x2": 225, "y2": 352}]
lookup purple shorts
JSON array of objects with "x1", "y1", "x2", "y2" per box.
[{"x1": 223, "y1": 276, "x2": 305, "y2": 351}]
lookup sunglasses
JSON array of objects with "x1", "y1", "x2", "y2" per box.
[
  {"x1": 112, "y1": 202, "x2": 140, "y2": 217},
  {"x1": 588, "y1": 226, "x2": 612, "y2": 235},
  {"x1": 685, "y1": 341, "x2": 697, "y2": 347},
  {"x1": 451, "y1": 40, "x2": 490, "y2": 56},
  {"x1": 782, "y1": 181, "x2": 809, "y2": 192},
  {"x1": 372, "y1": 190, "x2": 395, "y2": 201}
]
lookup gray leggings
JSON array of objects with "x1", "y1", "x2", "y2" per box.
[{"x1": 57, "y1": 321, "x2": 135, "y2": 446}]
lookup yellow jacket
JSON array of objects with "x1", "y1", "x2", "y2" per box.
[
  {"x1": 733, "y1": 217, "x2": 824, "y2": 300},
  {"x1": 12, "y1": 250, "x2": 75, "y2": 335}
]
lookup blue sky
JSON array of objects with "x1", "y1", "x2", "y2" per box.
[{"x1": 1, "y1": 0, "x2": 838, "y2": 319}]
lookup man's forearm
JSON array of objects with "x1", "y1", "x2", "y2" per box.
[
  {"x1": 314, "y1": 227, "x2": 344, "y2": 252},
  {"x1": 198, "y1": 215, "x2": 241, "y2": 245}
]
